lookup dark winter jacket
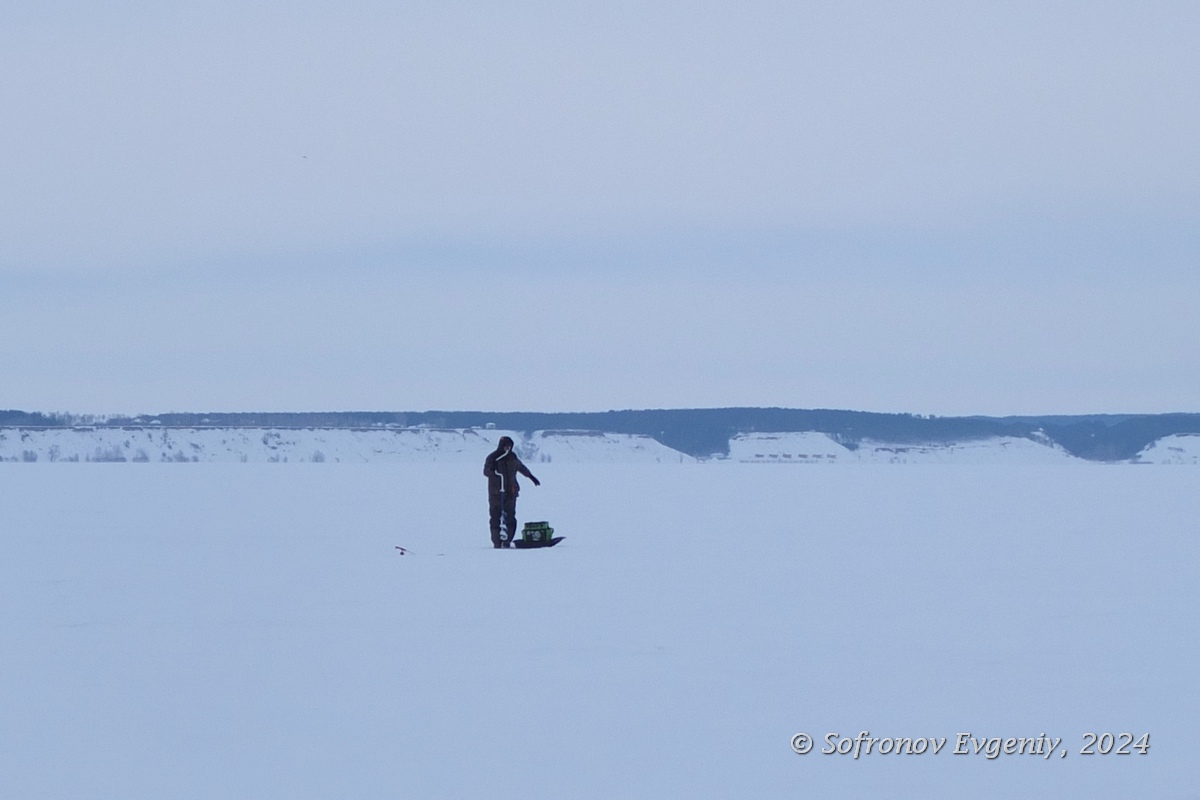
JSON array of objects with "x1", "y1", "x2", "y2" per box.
[{"x1": 484, "y1": 445, "x2": 537, "y2": 497}]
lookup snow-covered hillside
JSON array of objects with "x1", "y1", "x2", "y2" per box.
[
  {"x1": 0, "y1": 427, "x2": 692, "y2": 464},
  {"x1": 1133, "y1": 433, "x2": 1200, "y2": 464},
  {"x1": 729, "y1": 431, "x2": 1079, "y2": 464},
  {"x1": 3, "y1": 426, "x2": 1198, "y2": 464}
]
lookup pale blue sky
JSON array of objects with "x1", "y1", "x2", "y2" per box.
[{"x1": 2, "y1": 1, "x2": 1197, "y2": 414}]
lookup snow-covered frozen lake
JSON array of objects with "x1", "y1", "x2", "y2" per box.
[{"x1": 1, "y1": 463, "x2": 1195, "y2": 798}]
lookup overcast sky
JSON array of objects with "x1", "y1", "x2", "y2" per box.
[{"x1": 2, "y1": 1, "x2": 1197, "y2": 415}]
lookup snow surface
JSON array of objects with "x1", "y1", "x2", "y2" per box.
[
  {"x1": 0, "y1": 427, "x2": 691, "y2": 464},
  {"x1": 1134, "y1": 434, "x2": 1200, "y2": 465},
  {"x1": 1, "y1": 463, "x2": 1195, "y2": 799},
  {"x1": 729, "y1": 431, "x2": 1078, "y2": 464}
]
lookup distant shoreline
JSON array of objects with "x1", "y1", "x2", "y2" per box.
[{"x1": 4, "y1": 408, "x2": 1200, "y2": 462}]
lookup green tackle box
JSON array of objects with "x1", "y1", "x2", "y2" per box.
[{"x1": 521, "y1": 521, "x2": 554, "y2": 544}]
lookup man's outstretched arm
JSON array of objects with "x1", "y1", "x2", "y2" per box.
[{"x1": 517, "y1": 461, "x2": 541, "y2": 486}]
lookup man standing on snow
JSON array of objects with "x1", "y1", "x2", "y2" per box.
[{"x1": 483, "y1": 436, "x2": 540, "y2": 548}]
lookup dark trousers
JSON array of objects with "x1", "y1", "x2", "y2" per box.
[{"x1": 489, "y1": 491, "x2": 517, "y2": 547}]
